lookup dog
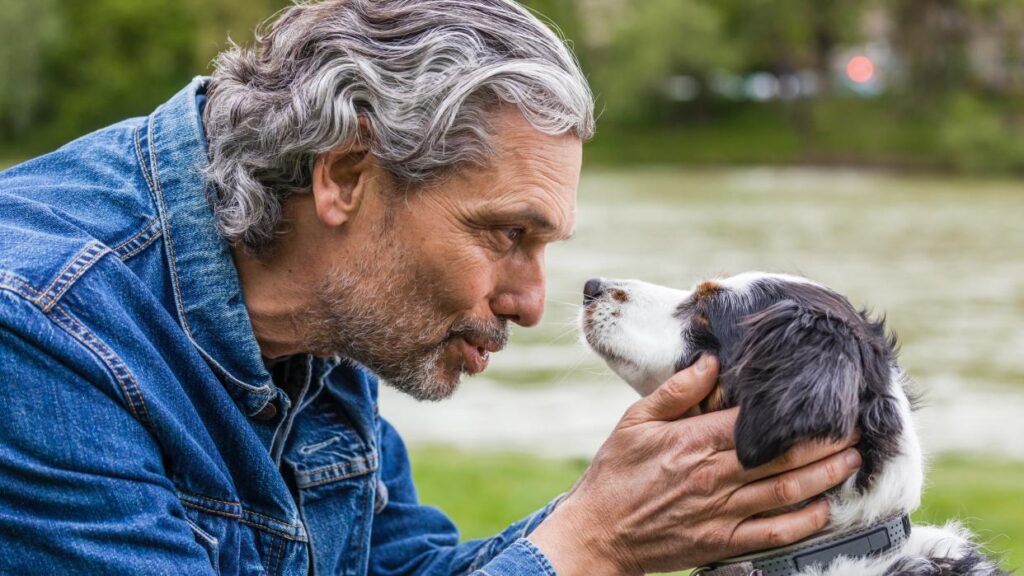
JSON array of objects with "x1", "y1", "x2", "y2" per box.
[{"x1": 580, "y1": 272, "x2": 1006, "y2": 576}]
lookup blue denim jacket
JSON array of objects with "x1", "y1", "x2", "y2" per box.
[{"x1": 0, "y1": 78, "x2": 560, "y2": 575}]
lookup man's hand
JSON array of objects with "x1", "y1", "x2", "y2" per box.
[{"x1": 527, "y1": 356, "x2": 861, "y2": 575}]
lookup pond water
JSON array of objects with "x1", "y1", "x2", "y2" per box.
[{"x1": 382, "y1": 167, "x2": 1024, "y2": 460}]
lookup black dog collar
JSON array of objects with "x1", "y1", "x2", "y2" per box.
[{"x1": 693, "y1": 513, "x2": 911, "y2": 576}]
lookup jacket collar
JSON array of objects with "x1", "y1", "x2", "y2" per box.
[{"x1": 145, "y1": 76, "x2": 276, "y2": 416}]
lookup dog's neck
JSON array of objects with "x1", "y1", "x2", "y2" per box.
[
  {"x1": 827, "y1": 371, "x2": 923, "y2": 533},
  {"x1": 701, "y1": 369, "x2": 925, "y2": 575},
  {"x1": 695, "y1": 512, "x2": 913, "y2": 576}
]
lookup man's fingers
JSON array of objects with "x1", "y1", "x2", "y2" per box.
[
  {"x1": 729, "y1": 448, "x2": 860, "y2": 516},
  {"x1": 623, "y1": 355, "x2": 719, "y2": 424},
  {"x1": 730, "y1": 498, "x2": 832, "y2": 553},
  {"x1": 740, "y1": 433, "x2": 861, "y2": 483}
]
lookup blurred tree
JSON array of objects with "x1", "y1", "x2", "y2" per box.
[
  {"x1": 518, "y1": 0, "x2": 589, "y2": 73},
  {"x1": 890, "y1": 0, "x2": 972, "y2": 104},
  {"x1": 718, "y1": 0, "x2": 861, "y2": 82},
  {"x1": 38, "y1": 0, "x2": 198, "y2": 144},
  {"x1": 591, "y1": 0, "x2": 736, "y2": 126},
  {"x1": 714, "y1": 0, "x2": 864, "y2": 149},
  {"x1": 0, "y1": 0, "x2": 60, "y2": 144},
  {"x1": 188, "y1": 0, "x2": 292, "y2": 71}
]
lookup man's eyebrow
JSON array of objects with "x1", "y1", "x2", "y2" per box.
[{"x1": 498, "y1": 207, "x2": 575, "y2": 240}]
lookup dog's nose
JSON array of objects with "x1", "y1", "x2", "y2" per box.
[{"x1": 583, "y1": 278, "x2": 605, "y2": 305}]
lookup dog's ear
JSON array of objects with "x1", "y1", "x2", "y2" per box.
[{"x1": 726, "y1": 300, "x2": 866, "y2": 469}]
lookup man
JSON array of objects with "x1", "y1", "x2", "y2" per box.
[{"x1": 0, "y1": 1, "x2": 860, "y2": 574}]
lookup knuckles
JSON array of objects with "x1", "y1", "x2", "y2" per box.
[
  {"x1": 765, "y1": 523, "x2": 794, "y2": 548},
  {"x1": 771, "y1": 476, "x2": 801, "y2": 506}
]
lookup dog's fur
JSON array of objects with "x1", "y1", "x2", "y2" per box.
[{"x1": 581, "y1": 272, "x2": 1008, "y2": 576}]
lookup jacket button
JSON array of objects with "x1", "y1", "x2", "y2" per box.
[{"x1": 253, "y1": 402, "x2": 277, "y2": 421}]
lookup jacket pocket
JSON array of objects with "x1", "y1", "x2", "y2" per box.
[{"x1": 184, "y1": 516, "x2": 221, "y2": 575}]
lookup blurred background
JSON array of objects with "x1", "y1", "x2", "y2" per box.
[{"x1": 1, "y1": 0, "x2": 1022, "y2": 572}]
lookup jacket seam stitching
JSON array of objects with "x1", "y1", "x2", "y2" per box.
[
  {"x1": 177, "y1": 490, "x2": 241, "y2": 510},
  {"x1": 117, "y1": 229, "x2": 163, "y2": 261},
  {"x1": 47, "y1": 303, "x2": 153, "y2": 428},
  {"x1": 0, "y1": 278, "x2": 151, "y2": 428},
  {"x1": 177, "y1": 490, "x2": 306, "y2": 541},
  {"x1": 181, "y1": 499, "x2": 303, "y2": 540},
  {"x1": 134, "y1": 124, "x2": 157, "y2": 198},
  {"x1": 113, "y1": 219, "x2": 163, "y2": 261},
  {"x1": 0, "y1": 275, "x2": 42, "y2": 302},
  {"x1": 181, "y1": 499, "x2": 241, "y2": 520},
  {"x1": 238, "y1": 516, "x2": 304, "y2": 542},
  {"x1": 37, "y1": 242, "x2": 110, "y2": 312},
  {"x1": 147, "y1": 114, "x2": 195, "y2": 337},
  {"x1": 523, "y1": 540, "x2": 558, "y2": 576},
  {"x1": 267, "y1": 536, "x2": 284, "y2": 576},
  {"x1": 293, "y1": 454, "x2": 379, "y2": 488},
  {"x1": 244, "y1": 509, "x2": 298, "y2": 530},
  {"x1": 111, "y1": 219, "x2": 157, "y2": 253}
]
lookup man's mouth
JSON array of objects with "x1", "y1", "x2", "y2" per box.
[{"x1": 457, "y1": 336, "x2": 501, "y2": 375}]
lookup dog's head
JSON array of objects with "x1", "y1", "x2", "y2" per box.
[{"x1": 581, "y1": 272, "x2": 904, "y2": 485}]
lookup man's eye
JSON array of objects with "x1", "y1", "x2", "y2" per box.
[{"x1": 505, "y1": 227, "x2": 525, "y2": 243}]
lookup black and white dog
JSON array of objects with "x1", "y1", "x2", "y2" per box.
[{"x1": 580, "y1": 272, "x2": 1006, "y2": 576}]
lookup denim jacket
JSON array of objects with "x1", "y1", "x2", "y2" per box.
[{"x1": 0, "y1": 78, "x2": 560, "y2": 575}]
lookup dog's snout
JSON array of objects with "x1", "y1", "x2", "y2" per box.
[{"x1": 583, "y1": 278, "x2": 605, "y2": 305}]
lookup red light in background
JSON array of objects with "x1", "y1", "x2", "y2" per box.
[{"x1": 846, "y1": 55, "x2": 874, "y2": 84}]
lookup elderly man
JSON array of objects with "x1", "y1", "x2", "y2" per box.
[{"x1": 0, "y1": 1, "x2": 860, "y2": 574}]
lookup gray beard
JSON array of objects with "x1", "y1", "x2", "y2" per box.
[{"x1": 298, "y1": 251, "x2": 508, "y2": 402}]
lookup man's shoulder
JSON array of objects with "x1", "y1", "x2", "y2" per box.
[{"x1": 0, "y1": 117, "x2": 160, "y2": 298}]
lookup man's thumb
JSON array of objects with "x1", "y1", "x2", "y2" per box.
[{"x1": 625, "y1": 355, "x2": 719, "y2": 423}]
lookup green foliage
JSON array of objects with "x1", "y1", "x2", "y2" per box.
[
  {"x1": 717, "y1": 0, "x2": 861, "y2": 72},
  {"x1": 591, "y1": 0, "x2": 735, "y2": 125},
  {"x1": 0, "y1": 0, "x2": 60, "y2": 138},
  {"x1": 938, "y1": 94, "x2": 1024, "y2": 173},
  {"x1": 38, "y1": 0, "x2": 197, "y2": 144},
  {"x1": 413, "y1": 447, "x2": 1024, "y2": 573},
  {"x1": 0, "y1": 0, "x2": 289, "y2": 153}
]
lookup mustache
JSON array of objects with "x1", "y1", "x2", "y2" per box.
[{"x1": 447, "y1": 317, "x2": 510, "y2": 350}]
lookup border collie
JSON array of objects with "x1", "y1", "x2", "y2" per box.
[{"x1": 580, "y1": 272, "x2": 1006, "y2": 576}]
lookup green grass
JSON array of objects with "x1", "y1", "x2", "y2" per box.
[
  {"x1": 913, "y1": 456, "x2": 1024, "y2": 569},
  {"x1": 412, "y1": 447, "x2": 1024, "y2": 573},
  {"x1": 411, "y1": 446, "x2": 588, "y2": 539}
]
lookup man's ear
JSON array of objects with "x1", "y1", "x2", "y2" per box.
[
  {"x1": 311, "y1": 146, "x2": 373, "y2": 227},
  {"x1": 725, "y1": 300, "x2": 863, "y2": 469}
]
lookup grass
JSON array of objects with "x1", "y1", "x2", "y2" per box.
[{"x1": 412, "y1": 447, "x2": 1024, "y2": 574}]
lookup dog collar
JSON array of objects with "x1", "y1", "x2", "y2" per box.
[{"x1": 693, "y1": 513, "x2": 911, "y2": 576}]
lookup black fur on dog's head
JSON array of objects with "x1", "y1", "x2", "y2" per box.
[{"x1": 582, "y1": 273, "x2": 906, "y2": 490}]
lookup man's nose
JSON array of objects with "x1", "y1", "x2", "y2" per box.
[
  {"x1": 583, "y1": 277, "x2": 605, "y2": 304},
  {"x1": 493, "y1": 285, "x2": 545, "y2": 327},
  {"x1": 514, "y1": 285, "x2": 545, "y2": 327},
  {"x1": 494, "y1": 257, "x2": 546, "y2": 327}
]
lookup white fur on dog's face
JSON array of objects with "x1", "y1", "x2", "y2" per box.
[
  {"x1": 581, "y1": 272, "x2": 819, "y2": 396},
  {"x1": 581, "y1": 278, "x2": 690, "y2": 396}
]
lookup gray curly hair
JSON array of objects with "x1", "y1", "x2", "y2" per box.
[{"x1": 203, "y1": 0, "x2": 595, "y2": 252}]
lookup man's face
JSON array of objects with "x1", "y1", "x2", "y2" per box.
[{"x1": 302, "y1": 110, "x2": 582, "y2": 401}]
